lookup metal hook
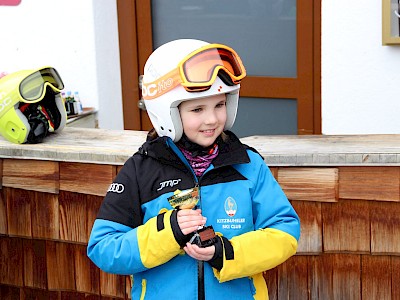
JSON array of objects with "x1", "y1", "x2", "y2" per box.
[{"x1": 394, "y1": 10, "x2": 400, "y2": 18}]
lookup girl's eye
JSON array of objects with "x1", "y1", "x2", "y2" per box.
[
  {"x1": 191, "y1": 108, "x2": 202, "y2": 113},
  {"x1": 216, "y1": 102, "x2": 226, "y2": 108}
]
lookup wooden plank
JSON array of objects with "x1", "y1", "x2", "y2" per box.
[
  {"x1": 126, "y1": 276, "x2": 132, "y2": 299},
  {"x1": 0, "y1": 189, "x2": 7, "y2": 235},
  {"x1": 277, "y1": 256, "x2": 308, "y2": 299},
  {"x1": 0, "y1": 159, "x2": 2, "y2": 188},
  {"x1": 292, "y1": 200, "x2": 322, "y2": 254},
  {"x1": 322, "y1": 200, "x2": 370, "y2": 253},
  {"x1": 370, "y1": 201, "x2": 400, "y2": 254},
  {"x1": 23, "y1": 239, "x2": 47, "y2": 290},
  {"x1": 269, "y1": 167, "x2": 278, "y2": 179},
  {"x1": 6, "y1": 187, "x2": 32, "y2": 237},
  {"x1": 393, "y1": 256, "x2": 400, "y2": 300},
  {"x1": 332, "y1": 254, "x2": 361, "y2": 300},
  {"x1": 32, "y1": 191, "x2": 59, "y2": 240},
  {"x1": 263, "y1": 268, "x2": 278, "y2": 300},
  {"x1": 0, "y1": 236, "x2": 23, "y2": 286},
  {"x1": 2, "y1": 159, "x2": 59, "y2": 194},
  {"x1": 277, "y1": 167, "x2": 338, "y2": 202},
  {"x1": 59, "y1": 191, "x2": 87, "y2": 243},
  {"x1": 82, "y1": 295, "x2": 101, "y2": 300},
  {"x1": 59, "y1": 162, "x2": 116, "y2": 196},
  {"x1": 87, "y1": 194, "x2": 103, "y2": 243},
  {"x1": 46, "y1": 241, "x2": 76, "y2": 291},
  {"x1": 74, "y1": 244, "x2": 100, "y2": 294},
  {"x1": 22, "y1": 288, "x2": 59, "y2": 300},
  {"x1": 339, "y1": 167, "x2": 400, "y2": 201},
  {"x1": 362, "y1": 255, "x2": 391, "y2": 299},
  {"x1": 308, "y1": 255, "x2": 334, "y2": 300},
  {"x1": 59, "y1": 291, "x2": 86, "y2": 299},
  {"x1": 100, "y1": 271, "x2": 126, "y2": 298},
  {"x1": 117, "y1": 165, "x2": 123, "y2": 175},
  {"x1": 0, "y1": 285, "x2": 20, "y2": 300}
]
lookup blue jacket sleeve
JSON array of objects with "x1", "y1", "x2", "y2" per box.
[
  {"x1": 87, "y1": 210, "x2": 182, "y2": 275},
  {"x1": 87, "y1": 157, "x2": 182, "y2": 275}
]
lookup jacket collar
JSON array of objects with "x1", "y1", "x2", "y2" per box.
[{"x1": 138, "y1": 131, "x2": 250, "y2": 169}]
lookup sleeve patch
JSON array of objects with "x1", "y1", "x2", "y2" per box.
[
  {"x1": 221, "y1": 236, "x2": 234, "y2": 260},
  {"x1": 157, "y1": 212, "x2": 165, "y2": 231}
]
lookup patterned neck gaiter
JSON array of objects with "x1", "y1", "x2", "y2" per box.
[{"x1": 178, "y1": 135, "x2": 219, "y2": 177}]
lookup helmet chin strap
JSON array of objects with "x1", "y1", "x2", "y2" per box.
[
  {"x1": 26, "y1": 105, "x2": 50, "y2": 144},
  {"x1": 19, "y1": 86, "x2": 58, "y2": 144}
]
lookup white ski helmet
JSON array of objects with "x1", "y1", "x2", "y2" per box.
[{"x1": 142, "y1": 39, "x2": 246, "y2": 142}]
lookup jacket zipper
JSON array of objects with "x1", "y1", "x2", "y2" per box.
[
  {"x1": 194, "y1": 180, "x2": 205, "y2": 300},
  {"x1": 168, "y1": 141, "x2": 206, "y2": 300},
  {"x1": 198, "y1": 260, "x2": 205, "y2": 300}
]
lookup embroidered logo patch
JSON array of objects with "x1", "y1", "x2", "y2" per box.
[
  {"x1": 107, "y1": 183, "x2": 125, "y2": 193},
  {"x1": 224, "y1": 197, "x2": 237, "y2": 217},
  {"x1": 157, "y1": 178, "x2": 182, "y2": 191}
]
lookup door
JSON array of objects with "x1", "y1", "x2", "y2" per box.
[{"x1": 117, "y1": 0, "x2": 321, "y2": 136}]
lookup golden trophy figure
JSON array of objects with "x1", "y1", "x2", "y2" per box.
[{"x1": 168, "y1": 187, "x2": 217, "y2": 247}]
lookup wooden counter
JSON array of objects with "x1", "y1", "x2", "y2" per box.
[
  {"x1": 0, "y1": 128, "x2": 399, "y2": 299},
  {"x1": 0, "y1": 127, "x2": 399, "y2": 166}
]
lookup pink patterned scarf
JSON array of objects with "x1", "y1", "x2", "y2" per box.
[{"x1": 178, "y1": 143, "x2": 219, "y2": 177}]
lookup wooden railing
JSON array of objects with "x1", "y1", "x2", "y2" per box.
[{"x1": 1, "y1": 128, "x2": 399, "y2": 299}]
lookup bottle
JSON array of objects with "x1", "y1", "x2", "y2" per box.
[
  {"x1": 74, "y1": 91, "x2": 83, "y2": 114},
  {"x1": 64, "y1": 91, "x2": 71, "y2": 115},
  {"x1": 66, "y1": 91, "x2": 76, "y2": 116}
]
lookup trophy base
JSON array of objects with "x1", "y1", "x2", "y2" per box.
[{"x1": 190, "y1": 226, "x2": 217, "y2": 248}]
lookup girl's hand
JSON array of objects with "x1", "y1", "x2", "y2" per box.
[
  {"x1": 183, "y1": 242, "x2": 215, "y2": 261},
  {"x1": 177, "y1": 209, "x2": 206, "y2": 235}
]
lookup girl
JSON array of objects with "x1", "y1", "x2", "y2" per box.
[{"x1": 87, "y1": 39, "x2": 300, "y2": 300}]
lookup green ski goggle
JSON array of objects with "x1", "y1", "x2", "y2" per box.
[{"x1": 19, "y1": 67, "x2": 64, "y2": 102}]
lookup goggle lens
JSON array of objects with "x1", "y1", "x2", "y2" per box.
[
  {"x1": 183, "y1": 48, "x2": 244, "y2": 84},
  {"x1": 20, "y1": 68, "x2": 64, "y2": 102}
]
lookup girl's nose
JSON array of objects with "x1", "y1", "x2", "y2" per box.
[{"x1": 204, "y1": 111, "x2": 217, "y2": 124}]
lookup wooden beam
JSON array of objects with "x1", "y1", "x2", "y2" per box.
[
  {"x1": 2, "y1": 159, "x2": 59, "y2": 194},
  {"x1": 59, "y1": 162, "x2": 116, "y2": 196},
  {"x1": 277, "y1": 167, "x2": 338, "y2": 202},
  {"x1": 339, "y1": 167, "x2": 400, "y2": 201}
]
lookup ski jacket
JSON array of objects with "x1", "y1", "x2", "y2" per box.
[{"x1": 87, "y1": 131, "x2": 300, "y2": 300}]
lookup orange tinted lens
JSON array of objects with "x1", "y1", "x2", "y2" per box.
[
  {"x1": 183, "y1": 48, "x2": 243, "y2": 83},
  {"x1": 218, "y1": 49, "x2": 242, "y2": 76}
]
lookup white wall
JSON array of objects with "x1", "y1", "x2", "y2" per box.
[
  {"x1": 2, "y1": 1, "x2": 400, "y2": 134},
  {"x1": 0, "y1": 0, "x2": 123, "y2": 130},
  {"x1": 322, "y1": 0, "x2": 400, "y2": 134}
]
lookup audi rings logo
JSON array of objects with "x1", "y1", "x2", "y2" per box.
[{"x1": 107, "y1": 183, "x2": 125, "y2": 194}]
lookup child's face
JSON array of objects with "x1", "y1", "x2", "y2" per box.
[{"x1": 179, "y1": 94, "x2": 227, "y2": 147}]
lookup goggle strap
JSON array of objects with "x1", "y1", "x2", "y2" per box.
[{"x1": 142, "y1": 69, "x2": 182, "y2": 100}]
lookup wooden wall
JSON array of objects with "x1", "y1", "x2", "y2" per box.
[{"x1": 1, "y1": 159, "x2": 399, "y2": 299}]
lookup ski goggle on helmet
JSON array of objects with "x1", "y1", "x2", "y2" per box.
[
  {"x1": 142, "y1": 39, "x2": 246, "y2": 142},
  {"x1": 0, "y1": 66, "x2": 67, "y2": 144}
]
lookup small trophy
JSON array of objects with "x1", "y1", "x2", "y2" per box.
[{"x1": 168, "y1": 187, "x2": 217, "y2": 248}]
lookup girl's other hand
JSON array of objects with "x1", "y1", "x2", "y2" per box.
[{"x1": 183, "y1": 242, "x2": 215, "y2": 261}]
